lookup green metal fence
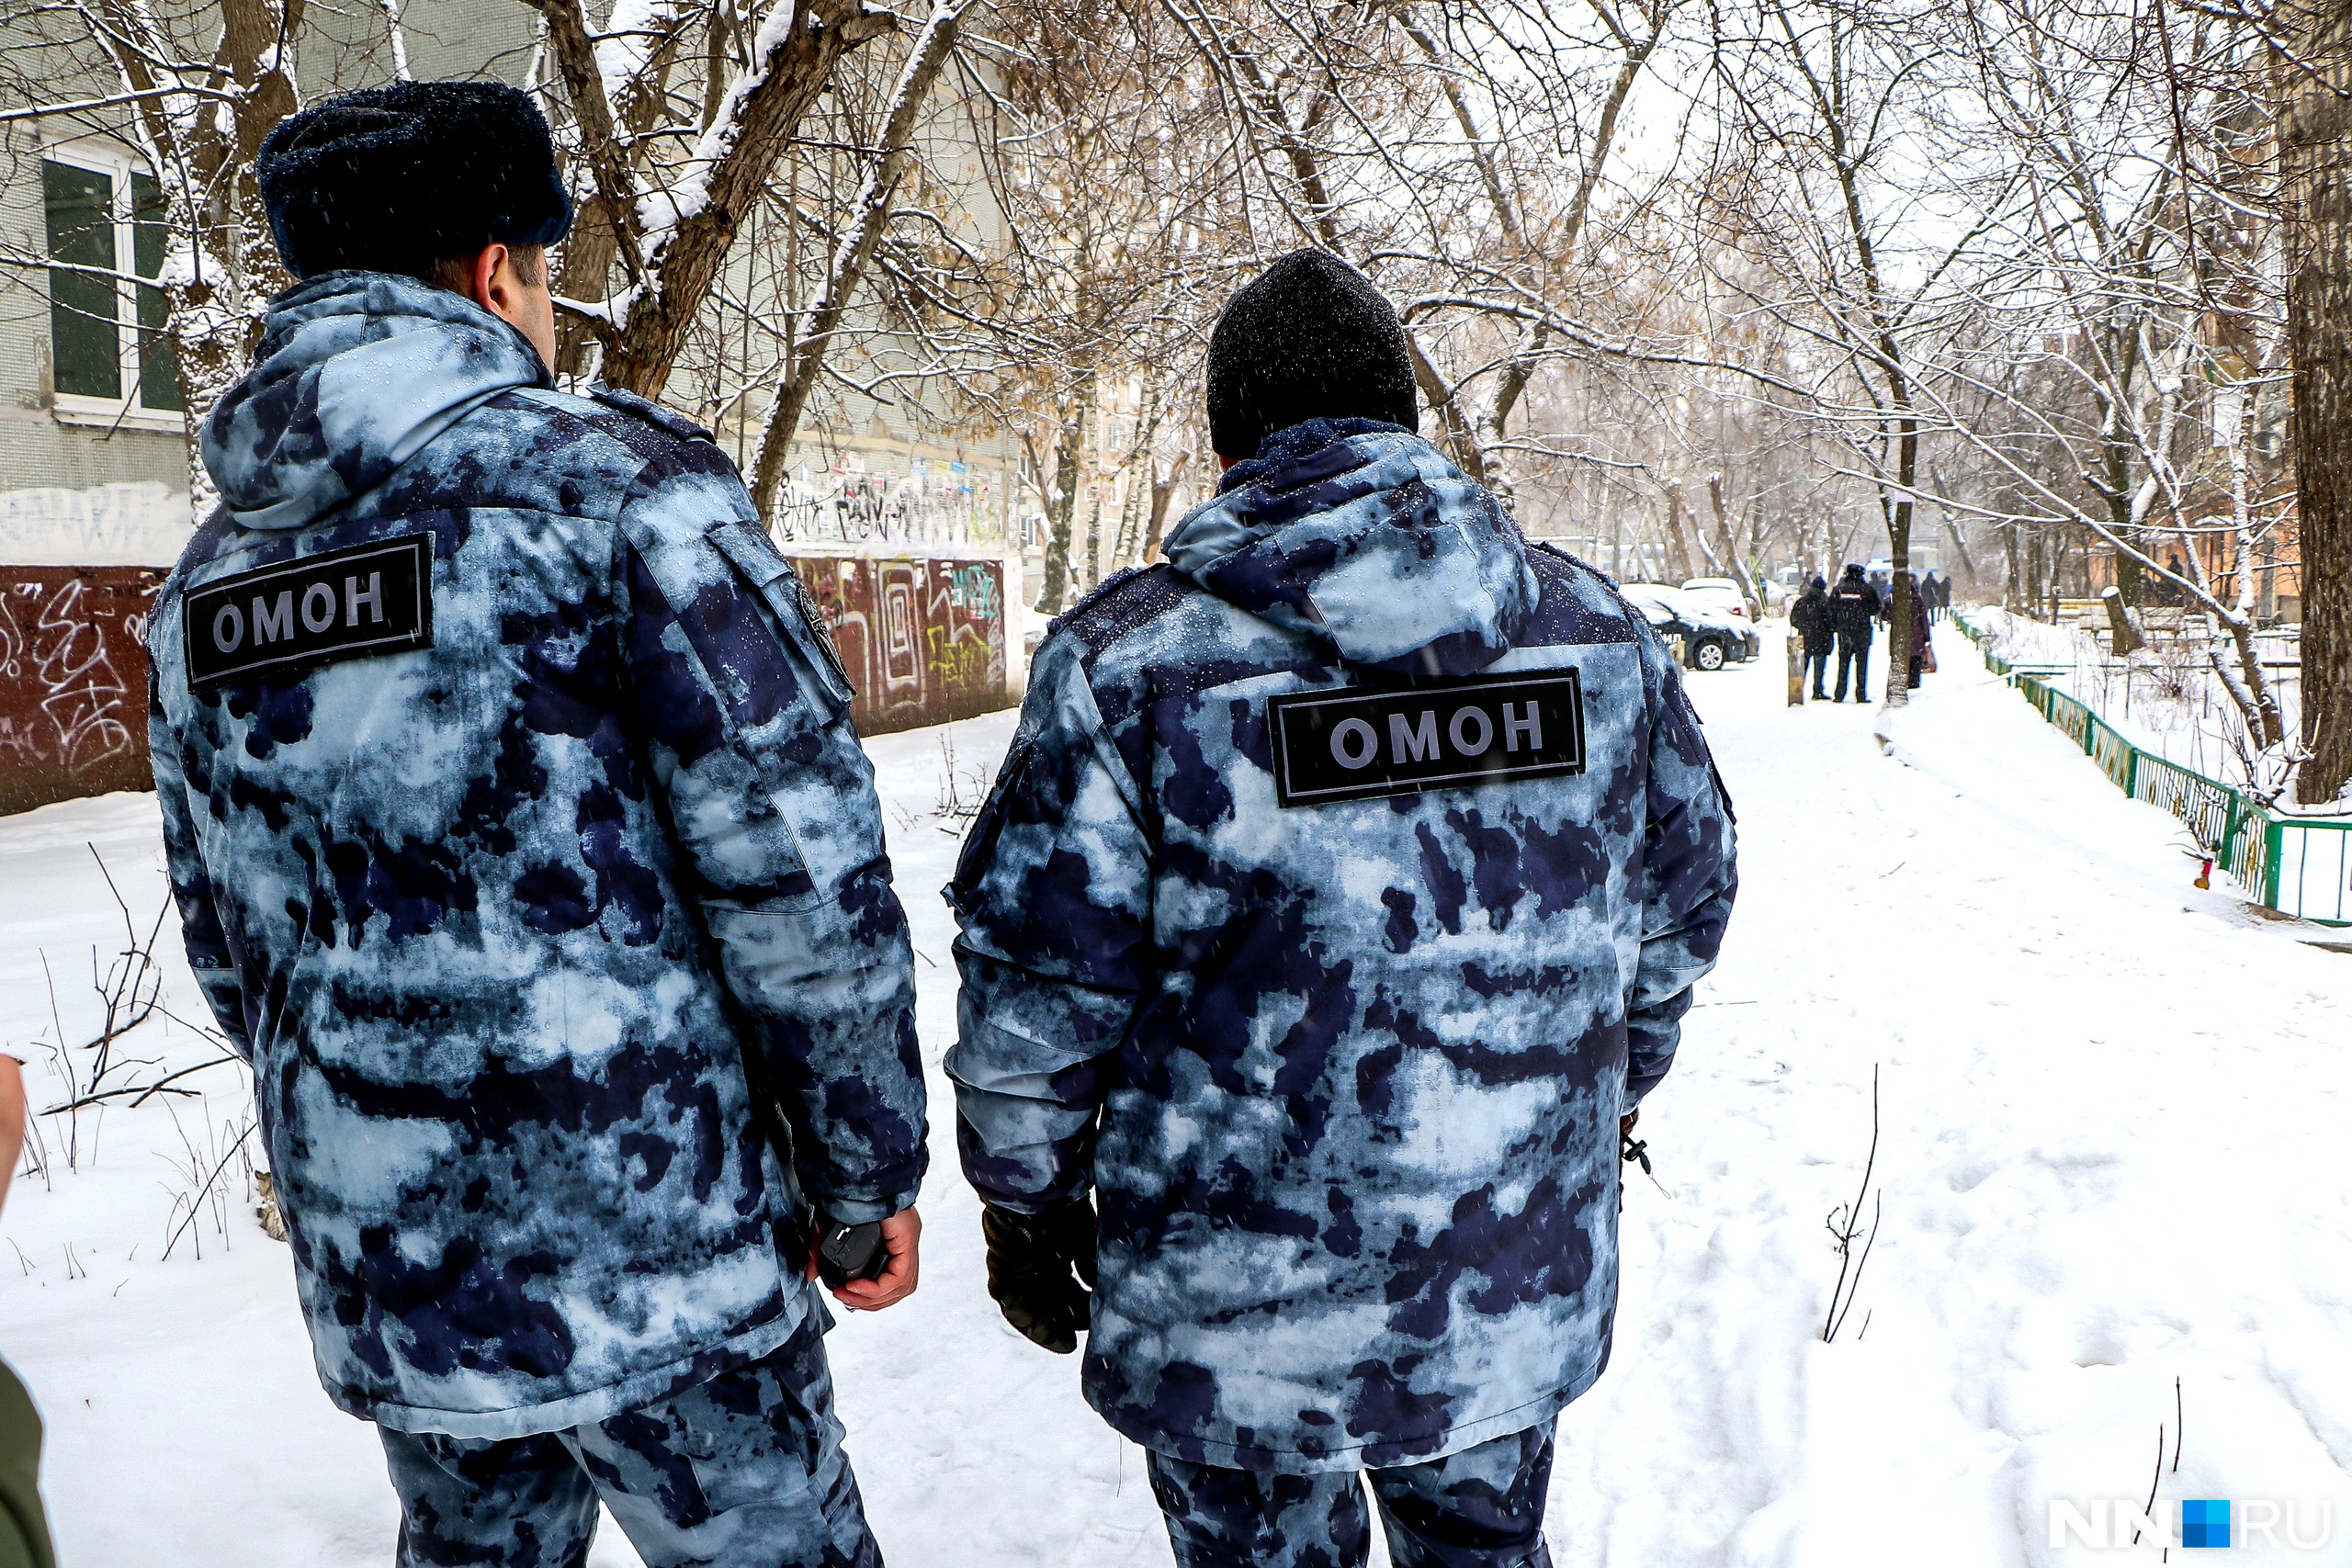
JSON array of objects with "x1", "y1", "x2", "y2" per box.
[{"x1": 1955, "y1": 612, "x2": 2349, "y2": 925}]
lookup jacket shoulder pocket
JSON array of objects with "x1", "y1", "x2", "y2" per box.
[
  {"x1": 706, "y1": 522, "x2": 856, "y2": 712},
  {"x1": 949, "y1": 739, "x2": 1033, "y2": 915}
]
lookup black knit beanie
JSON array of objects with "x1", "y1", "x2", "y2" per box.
[
  {"x1": 1205, "y1": 250, "x2": 1419, "y2": 459},
  {"x1": 259, "y1": 82, "x2": 573, "y2": 280}
]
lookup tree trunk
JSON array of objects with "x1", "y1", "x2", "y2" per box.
[
  {"x1": 1943, "y1": 515, "x2": 1978, "y2": 596},
  {"x1": 2285, "y1": 0, "x2": 2352, "y2": 804},
  {"x1": 1663, "y1": 479, "x2": 1694, "y2": 583},
  {"x1": 1079, "y1": 454, "x2": 1105, "y2": 592},
  {"x1": 2102, "y1": 587, "x2": 2145, "y2": 658},
  {"x1": 746, "y1": 0, "x2": 965, "y2": 517},
  {"x1": 1883, "y1": 412, "x2": 1919, "y2": 707},
  {"x1": 1142, "y1": 449, "x2": 1191, "y2": 566},
  {"x1": 1110, "y1": 382, "x2": 1163, "y2": 569},
  {"x1": 1035, "y1": 376, "x2": 1091, "y2": 615},
  {"x1": 1884, "y1": 513, "x2": 1913, "y2": 707},
  {"x1": 1705, "y1": 476, "x2": 1765, "y2": 617},
  {"x1": 536, "y1": 0, "x2": 896, "y2": 400}
]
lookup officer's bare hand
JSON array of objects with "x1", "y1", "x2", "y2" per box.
[
  {"x1": 831, "y1": 1207, "x2": 921, "y2": 1312},
  {"x1": 0, "y1": 1055, "x2": 24, "y2": 1212}
]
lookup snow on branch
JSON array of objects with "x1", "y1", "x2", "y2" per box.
[{"x1": 0, "y1": 85, "x2": 239, "y2": 122}]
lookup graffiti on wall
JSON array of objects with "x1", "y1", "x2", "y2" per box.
[
  {"x1": 0, "y1": 567, "x2": 164, "y2": 815},
  {"x1": 772, "y1": 461, "x2": 1006, "y2": 551},
  {"x1": 786, "y1": 554, "x2": 1010, "y2": 735},
  {"x1": 0, "y1": 556, "x2": 1012, "y2": 816}
]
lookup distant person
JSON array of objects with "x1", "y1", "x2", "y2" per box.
[
  {"x1": 1921, "y1": 570, "x2": 1945, "y2": 623},
  {"x1": 1900, "y1": 570, "x2": 1932, "y2": 688},
  {"x1": 0, "y1": 1055, "x2": 56, "y2": 1568},
  {"x1": 1791, "y1": 573, "x2": 1834, "y2": 699},
  {"x1": 1828, "y1": 562, "x2": 1880, "y2": 702}
]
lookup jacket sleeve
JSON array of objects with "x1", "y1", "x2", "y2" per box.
[
  {"x1": 1625, "y1": 626, "x2": 1739, "y2": 1105},
  {"x1": 148, "y1": 647, "x2": 253, "y2": 1061},
  {"x1": 617, "y1": 498, "x2": 925, "y2": 1224},
  {"x1": 943, "y1": 639, "x2": 1153, "y2": 1215}
]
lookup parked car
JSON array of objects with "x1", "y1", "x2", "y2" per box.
[
  {"x1": 1679, "y1": 576, "x2": 1755, "y2": 623},
  {"x1": 1621, "y1": 583, "x2": 1762, "y2": 671}
]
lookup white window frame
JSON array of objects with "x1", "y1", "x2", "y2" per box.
[{"x1": 40, "y1": 136, "x2": 184, "y2": 434}]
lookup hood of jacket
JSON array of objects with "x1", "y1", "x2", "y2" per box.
[
  {"x1": 201, "y1": 271, "x2": 551, "y2": 531},
  {"x1": 1160, "y1": 418, "x2": 1541, "y2": 677}
]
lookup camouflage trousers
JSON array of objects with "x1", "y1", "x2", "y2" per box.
[
  {"x1": 1146, "y1": 1420, "x2": 1555, "y2": 1568},
  {"x1": 378, "y1": 1311, "x2": 880, "y2": 1568}
]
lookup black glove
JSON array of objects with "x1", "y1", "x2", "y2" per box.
[{"x1": 981, "y1": 1197, "x2": 1096, "y2": 1354}]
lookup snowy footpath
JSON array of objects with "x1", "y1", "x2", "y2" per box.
[{"x1": 1, "y1": 621, "x2": 2347, "y2": 1566}]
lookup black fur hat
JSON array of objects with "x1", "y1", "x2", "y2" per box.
[
  {"x1": 1205, "y1": 250, "x2": 1419, "y2": 459},
  {"x1": 259, "y1": 82, "x2": 572, "y2": 280}
]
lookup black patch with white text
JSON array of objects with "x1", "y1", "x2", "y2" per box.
[
  {"x1": 185, "y1": 534, "x2": 433, "y2": 690},
  {"x1": 1269, "y1": 669, "x2": 1586, "y2": 807}
]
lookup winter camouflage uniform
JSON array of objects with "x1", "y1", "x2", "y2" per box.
[
  {"x1": 948, "y1": 419, "x2": 1736, "y2": 1492},
  {"x1": 146, "y1": 273, "x2": 922, "y2": 1560},
  {"x1": 1149, "y1": 1422, "x2": 1555, "y2": 1568},
  {"x1": 380, "y1": 1313, "x2": 877, "y2": 1568}
]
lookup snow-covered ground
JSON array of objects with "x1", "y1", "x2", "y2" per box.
[
  {"x1": 1967, "y1": 606, "x2": 2304, "y2": 793},
  {"x1": 3, "y1": 620, "x2": 2348, "y2": 1566}
]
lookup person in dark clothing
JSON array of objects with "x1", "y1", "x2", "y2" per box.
[
  {"x1": 1790, "y1": 574, "x2": 1834, "y2": 698},
  {"x1": 1920, "y1": 570, "x2": 1943, "y2": 623},
  {"x1": 947, "y1": 250, "x2": 1737, "y2": 1568},
  {"x1": 1901, "y1": 570, "x2": 1932, "y2": 687},
  {"x1": 1828, "y1": 563, "x2": 1880, "y2": 702},
  {"x1": 149, "y1": 83, "x2": 925, "y2": 1568}
]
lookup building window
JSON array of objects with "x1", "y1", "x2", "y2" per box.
[{"x1": 42, "y1": 148, "x2": 182, "y2": 425}]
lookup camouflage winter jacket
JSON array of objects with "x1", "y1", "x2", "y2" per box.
[
  {"x1": 947, "y1": 418, "x2": 1737, "y2": 1473},
  {"x1": 146, "y1": 273, "x2": 925, "y2": 1439}
]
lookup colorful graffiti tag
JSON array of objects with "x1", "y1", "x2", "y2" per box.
[
  {"x1": 0, "y1": 555, "x2": 1013, "y2": 817},
  {"x1": 785, "y1": 554, "x2": 1012, "y2": 735},
  {"x1": 0, "y1": 567, "x2": 164, "y2": 815}
]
